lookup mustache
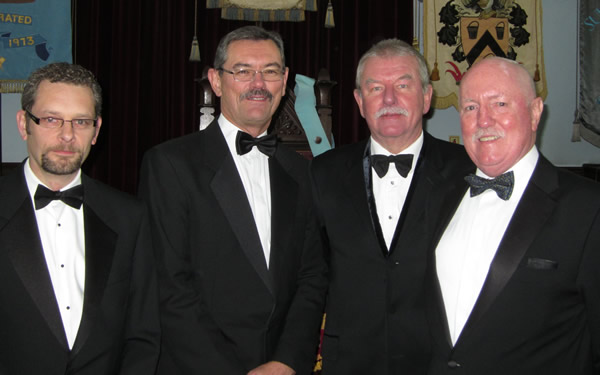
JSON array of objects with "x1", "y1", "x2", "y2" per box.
[
  {"x1": 240, "y1": 89, "x2": 273, "y2": 101},
  {"x1": 471, "y1": 128, "x2": 505, "y2": 141},
  {"x1": 375, "y1": 107, "x2": 408, "y2": 118}
]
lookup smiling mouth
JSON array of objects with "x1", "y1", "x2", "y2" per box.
[
  {"x1": 246, "y1": 96, "x2": 269, "y2": 101},
  {"x1": 479, "y1": 135, "x2": 501, "y2": 142}
]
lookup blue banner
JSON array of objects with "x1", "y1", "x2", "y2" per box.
[{"x1": 0, "y1": 1, "x2": 72, "y2": 92}]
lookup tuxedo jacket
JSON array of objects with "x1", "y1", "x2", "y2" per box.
[
  {"x1": 426, "y1": 155, "x2": 600, "y2": 375},
  {"x1": 309, "y1": 132, "x2": 473, "y2": 375},
  {"x1": 0, "y1": 166, "x2": 160, "y2": 375},
  {"x1": 138, "y1": 121, "x2": 328, "y2": 375}
]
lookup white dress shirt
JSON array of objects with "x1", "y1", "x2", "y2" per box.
[
  {"x1": 370, "y1": 132, "x2": 423, "y2": 250},
  {"x1": 435, "y1": 146, "x2": 539, "y2": 345},
  {"x1": 218, "y1": 116, "x2": 272, "y2": 267},
  {"x1": 24, "y1": 160, "x2": 85, "y2": 349}
]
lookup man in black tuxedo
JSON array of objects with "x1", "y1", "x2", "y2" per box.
[
  {"x1": 427, "y1": 57, "x2": 600, "y2": 374},
  {"x1": 139, "y1": 26, "x2": 327, "y2": 375},
  {"x1": 309, "y1": 39, "x2": 472, "y2": 374},
  {"x1": 0, "y1": 63, "x2": 160, "y2": 374}
]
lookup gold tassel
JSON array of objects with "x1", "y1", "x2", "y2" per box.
[
  {"x1": 430, "y1": 62, "x2": 440, "y2": 81},
  {"x1": 533, "y1": 63, "x2": 540, "y2": 82},
  {"x1": 325, "y1": 0, "x2": 334, "y2": 28},
  {"x1": 189, "y1": 0, "x2": 201, "y2": 62},
  {"x1": 189, "y1": 36, "x2": 201, "y2": 62}
]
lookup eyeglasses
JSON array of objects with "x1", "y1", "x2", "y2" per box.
[
  {"x1": 25, "y1": 109, "x2": 97, "y2": 130},
  {"x1": 218, "y1": 67, "x2": 284, "y2": 82}
]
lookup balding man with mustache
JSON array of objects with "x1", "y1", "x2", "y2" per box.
[
  {"x1": 426, "y1": 56, "x2": 600, "y2": 375},
  {"x1": 309, "y1": 39, "x2": 473, "y2": 374}
]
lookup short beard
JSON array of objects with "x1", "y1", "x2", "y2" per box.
[{"x1": 41, "y1": 153, "x2": 83, "y2": 175}]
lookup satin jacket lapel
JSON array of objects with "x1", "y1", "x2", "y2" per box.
[
  {"x1": 422, "y1": 136, "x2": 473, "y2": 348},
  {"x1": 344, "y1": 140, "x2": 380, "y2": 244},
  {"x1": 4, "y1": 201, "x2": 70, "y2": 349},
  {"x1": 206, "y1": 124, "x2": 273, "y2": 295},
  {"x1": 0, "y1": 170, "x2": 68, "y2": 349},
  {"x1": 458, "y1": 157, "x2": 557, "y2": 345},
  {"x1": 70, "y1": 186, "x2": 117, "y2": 356},
  {"x1": 269, "y1": 151, "x2": 297, "y2": 294},
  {"x1": 389, "y1": 134, "x2": 438, "y2": 255}
]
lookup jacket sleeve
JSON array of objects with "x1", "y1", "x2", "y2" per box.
[{"x1": 118, "y1": 204, "x2": 161, "y2": 374}]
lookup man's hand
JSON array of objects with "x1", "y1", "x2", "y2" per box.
[{"x1": 247, "y1": 361, "x2": 296, "y2": 375}]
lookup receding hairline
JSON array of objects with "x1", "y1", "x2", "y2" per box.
[
  {"x1": 460, "y1": 57, "x2": 537, "y2": 103},
  {"x1": 355, "y1": 38, "x2": 430, "y2": 93}
]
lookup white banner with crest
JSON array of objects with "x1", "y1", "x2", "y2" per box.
[{"x1": 424, "y1": 0, "x2": 547, "y2": 110}]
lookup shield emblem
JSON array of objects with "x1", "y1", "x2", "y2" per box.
[{"x1": 460, "y1": 17, "x2": 510, "y2": 66}]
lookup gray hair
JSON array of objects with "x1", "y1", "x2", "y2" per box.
[
  {"x1": 22, "y1": 62, "x2": 102, "y2": 117},
  {"x1": 213, "y1": 25, "x2": 286, "y2": 70},
  {"x1": 355, "y1": 39, "x2": 430, "y2": 92}
]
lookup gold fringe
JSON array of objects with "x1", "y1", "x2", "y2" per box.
[
  {"x1": 0, "y1": 80, "x2": 26, "y2": 93},
  {"x1": 431, "y1": 92, "x2": 459, "y2": 110},
  {"x1": 533, "y1": 63, "x2": 540, "y2": 82}
]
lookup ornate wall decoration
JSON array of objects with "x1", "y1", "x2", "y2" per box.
[
  {"x1": 206, "y1": 0, "x2": 317, "y2": 22},
  {"x1": 424, "y1": 0, "x2": 547, "y2": 109}
]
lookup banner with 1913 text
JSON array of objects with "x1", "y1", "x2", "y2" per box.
[{"x1": 0, "y1": 0, "x2": 72, "y2": 93}]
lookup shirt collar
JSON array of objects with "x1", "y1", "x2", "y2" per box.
[
  {"x1": 369, "y1": 131, "x2": 424, "y2": 157},
  {"x1": 24, "y1": 158, "x2": 82, "y2": 200},
  {"x1": 218, "y1": 114, "x2": 268, "y2": 157},
  {"x1": 369, "y1": 131, "x2": 424, "y2": 173},
  {"x1": 476, "y1": 145, "x2": 539, "y2": 200}
]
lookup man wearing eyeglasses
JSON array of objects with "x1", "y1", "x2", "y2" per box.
[
  {"x1": 0, "y1": 62, "x2": 160, "y2": 374},
  {"x1": 139, "y1": 26, "x2": 327, "y2": 375}
]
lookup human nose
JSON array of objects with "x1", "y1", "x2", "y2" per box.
[
  {"x1": 249, "y1": 71, "x2": 267, "y2": 87},
  {"x1": 477, "y1": 106, "x2": 492, "y2": 128},
  {"x1": 58, "y1": 120, "x2": 76, "y2": 141},
  {"x1": 383, "y1": 85, "x2": 397, "y2": 105}
]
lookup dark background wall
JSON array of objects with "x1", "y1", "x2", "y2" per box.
[{"x1": 73, "y1": 0, "x2": 413, "y2": 194}]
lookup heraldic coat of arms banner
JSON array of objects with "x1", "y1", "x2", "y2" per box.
[{"x1": 424, "y1": 0, "x2": 547, "y2": 109}]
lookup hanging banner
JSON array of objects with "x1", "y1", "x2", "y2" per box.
[
  {"x1": 424, "y1": 0, "x2": 547, "y2": 110},
  {"x1": 207, "y1": 0, "x2": 317, "y2": 22},
  {"x1": 573, "y1": 0, "x2": 600, "y2": 147},
  {"x1": 0, "y1": 0, "x2": 72, "y2": 93}
]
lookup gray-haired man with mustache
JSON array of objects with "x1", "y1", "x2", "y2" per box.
[
  {"x1": 309, "y1": 39, "x2": 473, "y2": 374},
  {"x1": 139, "y1": 26, "x2": 327, "y2": 375}
]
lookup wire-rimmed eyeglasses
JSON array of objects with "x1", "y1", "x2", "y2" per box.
[
  {"x1": 25, "y1": 109, "x2": 97, "y2": 130},
  {"x1": 218, "y1": 67, "x2": 284, "y2": 82}
]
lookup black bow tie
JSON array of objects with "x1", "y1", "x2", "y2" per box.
[
  {"x1": 235, "y1": 131, "x2": 277, "y2": 157},
  {"x1": 34, "y1": 184, "x2": 84, "y2": 210},
  {"x1": 369, "y1": 154, "x2": 414, "y2": 178},
  {"x1": 464, "y1": 171, "x2": 514, "y2": 201}
]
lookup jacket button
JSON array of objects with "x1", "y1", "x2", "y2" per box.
[{"x1": 447, "y1": 360, "x2": 460, "y2": 368}]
